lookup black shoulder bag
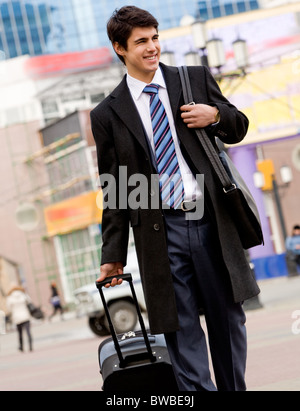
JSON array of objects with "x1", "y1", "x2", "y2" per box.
[{"x1": 178, "y1": 65, "x2": 264, "y2": 249}]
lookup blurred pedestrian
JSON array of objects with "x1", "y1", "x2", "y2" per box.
[
  {"x1": 49, "y1": 281, "x2": 64, "y2": 320},
  {"x1": 286, "y1": 224, "x2": 300, "y2": 272},
  {"x1": 6, "y1": 284, "x2": 33, "y2": 352}
]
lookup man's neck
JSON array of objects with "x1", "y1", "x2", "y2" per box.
[{"x1": 127, "y1": 69, "x2": 157, "y2": 84}]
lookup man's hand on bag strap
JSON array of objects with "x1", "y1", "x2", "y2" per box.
[{"x1": 180, "y1": 104, "x2": 219, "y2": 129}]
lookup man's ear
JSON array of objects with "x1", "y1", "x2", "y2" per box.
[{"x1": 113, "y1": 42, "x2": 125, "y2": 57}]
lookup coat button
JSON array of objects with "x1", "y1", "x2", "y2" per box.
[{"x1": 153, "y1": 223, "x2": 160, "y2": 231}]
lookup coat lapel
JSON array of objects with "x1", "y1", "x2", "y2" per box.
[
  {"x1": 160, "y1": 63, "x2": 182, "y2": 124},
  {"x1": 109, "y1": 76, "x2": 150, "y2": 156},
  {"x1": 160, "y1": 63, "x2": 196, "y2": 153}
]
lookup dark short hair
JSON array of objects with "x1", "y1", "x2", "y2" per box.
[{"x1": 107, "y1": 6, "x2": 159, "y2": 64}]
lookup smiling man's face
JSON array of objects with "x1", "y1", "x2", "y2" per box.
[{"x1": 113, "y1": 26, "x2": 161, "y2": 83}]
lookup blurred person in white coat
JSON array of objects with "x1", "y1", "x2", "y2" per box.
[{"x1": 6, "y1": 284, "x2": 33, "y2": 352}]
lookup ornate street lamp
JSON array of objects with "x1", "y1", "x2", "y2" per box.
[
  {"x1": 161, "y1": 20, "x2": 249, "y2": 81},
  {"x1": 191, "y1": 19, "x2": 249, "y2": 78}
]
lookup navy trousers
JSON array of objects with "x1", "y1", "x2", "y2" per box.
[{"x1": 163, "y1": 208, "x2": 247, "y2": 391}]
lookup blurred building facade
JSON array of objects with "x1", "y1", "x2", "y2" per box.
[
  {"x1": 0, "y1": 49, "x2": 123, "y2": 309},
  {"x1": 35, "y1": 112, "x2": 102, "y2": 302},
  {"x1": 0, "y1": 0, "x2": 264, "y2": 61},
  {"x1": 0, "y1": 1, "x2": 300, "y2": 309}
]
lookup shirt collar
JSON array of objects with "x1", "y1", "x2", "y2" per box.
[{"x1": 127, "y1": 66, "x2": 166, "y2": 100}]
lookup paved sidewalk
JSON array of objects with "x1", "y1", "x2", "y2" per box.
[
  {"x1": 0, "y1": 275, "x2": 300, "y2": 391},
  {"x1": 0, "y1": 313, "x2": 102, "y2": 391},
  {"x1": 245, "y1": 275, "x2": 300, "y2": 391}
]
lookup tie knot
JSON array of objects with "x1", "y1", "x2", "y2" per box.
[{"x1": 143, "y1": 83, "x2": 159, "y2": 95}]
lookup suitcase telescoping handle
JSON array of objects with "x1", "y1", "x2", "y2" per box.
[{"x1": 95, "y1": 273, "x2": 156, "y2": 368}]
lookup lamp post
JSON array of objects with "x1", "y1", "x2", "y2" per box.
[
  {"x1": 190, "y1": 19, "x2": 248, "y2": 78},
  {"x1": 272, "y1": 174, "x2": 288, "y2": 241},
  {"x1": 254, "y1": 162, "x2": 293, "y2": 243},
  {"x1": 253, "y1": 162, "x2": 295, "y2": 276}
]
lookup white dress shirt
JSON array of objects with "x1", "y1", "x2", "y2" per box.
[{"x1": 126, "y1": 67, "x2": 202, "y2": 202}]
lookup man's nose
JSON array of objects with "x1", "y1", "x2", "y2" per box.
[{"x1": 147, "y1": 41, "x2": 156, "y2": 51}]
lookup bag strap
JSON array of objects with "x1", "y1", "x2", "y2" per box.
[{"x1": 178, "y1": 66, "x2": 236, "y2": 193}]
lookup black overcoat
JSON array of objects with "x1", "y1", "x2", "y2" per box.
[{"x1": 90, "y1": 63, "x2": 260, "y2": 334}]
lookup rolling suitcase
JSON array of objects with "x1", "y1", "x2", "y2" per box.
[{"x1": 96, "y1": 273, "x2": 178, "y2": 392}]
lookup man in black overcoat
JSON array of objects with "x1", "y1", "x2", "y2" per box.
[{"x1": 90, "y1": 6, "x2": 260, "y2": 391}]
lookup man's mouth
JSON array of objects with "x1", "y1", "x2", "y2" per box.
[{"x1": 145, "y1": 55, "x2": 157, "y2": 60}]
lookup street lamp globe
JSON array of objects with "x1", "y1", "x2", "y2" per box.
[
  {"x1": 233, "y1": 39, "x2": 248, "y2": 70},
  {"x1": 191, "y1": 19, "x2": 207, "y2": 50},
  {"x1": 160, "y1": 51, "x2": 176, "y2": 66},
  {"x1": 206, "y1": 38, "x2": 226, "y2": 69},
  {"x1": 280, "y1": 165, "x2": 293, "y2": 185},
  {"x1": 184, "y1": 51, "x2": 202, "y2": 66},
  {"x1": 253, "y1": 171, "x2": 265, "y2": 189}
]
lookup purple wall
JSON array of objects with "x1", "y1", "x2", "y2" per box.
[{"x1": 228, "y1": 145, "x2": 274, "y2": 259}]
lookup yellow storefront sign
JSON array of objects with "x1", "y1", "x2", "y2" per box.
[
  {"x1": 256, "y1": 159, "x2": 275, "y2": 191},
  {"x1": 44, "y1": 191, "x2": 102, "y2": 236}
]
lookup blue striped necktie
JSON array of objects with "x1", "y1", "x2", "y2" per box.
[{"x1": 143, "y1": 83, "x2": 184, "y2": 209}]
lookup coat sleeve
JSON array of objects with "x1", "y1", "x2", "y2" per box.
[
  {"x1": 191, "y1": 66, "x2": 249, "y2": 144},
  {"x1": 90, "y1": 108, "x2": 129, "y2": 266}
]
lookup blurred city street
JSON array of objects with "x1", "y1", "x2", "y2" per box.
[{"x1": 1, "y1": 275, "x2": 300, "y2": 391}]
